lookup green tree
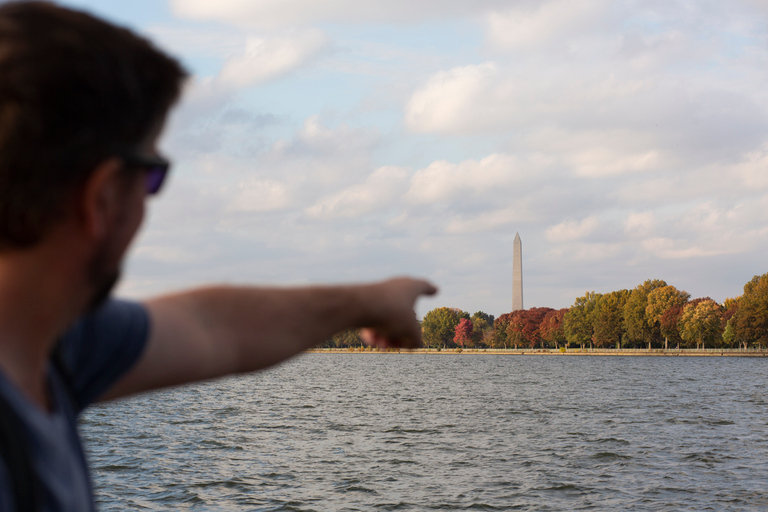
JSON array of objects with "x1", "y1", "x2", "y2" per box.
[
  {"x1": 421, "y1": 307, "x2": 468, "y2": 348},
  {"x1": 471, "y1": 311, "x2": 494, "y2": 325},
  {"x1": 564, "y1": 291, "x2": 601, "y2": 349},
  {"x1": 722, "y1": 319, "x2": 737, "y2": 348},
  {"x1": 734, "y1": 273, "x2": 768, "y2": 349},
  {"x1": 491, "y1": 313, "x2": 515, "y2": 348},
  {"x1": 470, "y1": 311, "x2": 494, "y2": 347},
  {"x1": 646, "y1": 285, "x2": 690, "y2": 349},
  {"x1": 721, "y1": 297, "x2": 740, "y2": 348},
  {"x1": 592, "y1": 290, "x2": 629, "y2": 348},
  {"x1": 679, "y1": 299, "x2": 723, "y2": 349},
  {"x1": 623, "y1": 279, "x2": 667, "y2": 348}
]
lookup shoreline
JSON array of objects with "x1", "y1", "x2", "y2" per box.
[{"x1": 306, "y1": 348, "x2": 768, "y2": 357}]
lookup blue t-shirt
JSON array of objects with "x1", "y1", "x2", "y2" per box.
[{"x1": 0, "y1": 299, "x2": 149, "y2": 511}]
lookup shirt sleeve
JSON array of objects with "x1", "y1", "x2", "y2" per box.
[{"x1": 56, "y1": 300, "x2": 150, "y2": 412}]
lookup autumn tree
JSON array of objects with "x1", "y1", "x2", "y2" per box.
[
  {"x1": 679, "y1": 299, "x2": 723, "y2": 349},
  {"x1": 722, "y1": 297, "x2": 739, "y2": 321},
  {"x1": 453, "y1": 318, "x2": 474, "y2": 348},
  {"x1": 623, "y1": 279, "x2": 667, "y2": 348},
  {"x1": 659, "y1": 305, "x2": 684, "y2": 349},
  {"x1": 734, "y1": 273, "x2": 768, "y2": 349},
  {"x1": 646, "y1": 285, "x2": 690, "y2": 349},
  {"x1": 540, "y1": 308, "x2": 568, "y2": 349},
  {"x1": 721, "y1": 297, "x2": 740, "y2": 348},
  {"x1": 422, "y1": 307, "x2": 468, "y2": 348},
  {"x1": 678, "y1": 298, "x2": 715, "y2": 346},
  {"x1": 505, "y1": 311, "x2": 526, "y2": 348},
  {"x1": 592, "y1": 290, "x2": 629, "y2": 349},
  {"x1": 564, "y1": 292, "x2": 601, "y2": 349},
  {"x1": 491, "y1": 313, "x2": 516, "y2": 349},
  {"x1": 507, "y1": 307, "x2": 554, "y2": 348}
]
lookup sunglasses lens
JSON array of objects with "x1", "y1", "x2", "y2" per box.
[
  {"x1": 123, "y1": 153, "x2": 170, "y2": 195},
  {"x1": 145, "y1": 166, "x2": 167, "y2": 194}
]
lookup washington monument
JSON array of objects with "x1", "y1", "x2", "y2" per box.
[{"x1": 513, "y1": 232, "x2": 523, "y2": 311}]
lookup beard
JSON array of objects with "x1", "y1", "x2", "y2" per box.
[
  {"x1": 86, "y1": 239, "x2": 122, "y2": 312},
  {"x1": 87, "y1": 268, "x2": 120, "y2": 312}
]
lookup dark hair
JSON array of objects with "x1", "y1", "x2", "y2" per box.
[{"x1": 0, "y1": 1, "x2": 186, "y2": 248}]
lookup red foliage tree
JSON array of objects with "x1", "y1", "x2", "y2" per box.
[
  {"x1": 658, "y1": 304, "x2": 684, "y2": 348},
  {"x1": 453, "y1": 318, "x2": 473, "y2": 348},
  {"x1": 506, "y1": 307, "x2": 554, "y2": 348},
  {"x1": 540, "y1": 308, "x2": 568, "y2": 348}
]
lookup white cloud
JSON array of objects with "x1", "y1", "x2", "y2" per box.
[
  {"x1": 569, "y1": 149, "x2": 662, "y2": 177},
  {"x1": 405, "y1": 153, "x2": 522, "y2": 204},
  {"x1": 404, "y1": 61, "x2": 767, "y2": 160},
  {"x1": 291, "y1": 115, "x2": 378, "y2": 156},
  {"x1": 444, "y1": 206, "x2": 537, "y2": 234},
  {"x1": 545, "y1": 217, "x2": 600, "y2": 242},
  {"x1": 405, "y1": 63, "x2": 506, "y2": 135},
  {"x1": 216, "y1": 30, "x2": 329, "y2": 88},
  {"x1": 229, "y1": 179, "x2": 291, "y2": 212},
  {"x1": 641, "y1": 237, "x2": 728, "y2": 259},
  {"x1": 626, "y1": 200, "x2": 768, "y2": 260},
  {"x1": 170, "y1": 0, "x2": 518, "y2": 28},
  {"x1": 146, "y1": 25, "x2": 329, "y2": 89},
  {"x1": 145, "y1": 25, "x2": 246, "y2": 61},
  {"x1": 546, "y1": 242, "x2": 623, "y2": 262},
  {"x1": 485, "y1": 0, "x2": 609, "y2": 52},
  {"x1": 305, "y1": 166, "x2": 408, "y2": 220},
  {"x1": 624, "y1": 212, "x2": 656, "y2": 237},
  {"x1": 254, "y1": 117, "x2": 380, "y2": 189},
  {"x1": 732, "y1": 145, "x2": 768, "y2": 189},
  {"x1": 401, "y1": 0, "x2": 768, "y2": 186}
]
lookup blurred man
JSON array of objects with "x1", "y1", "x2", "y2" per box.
[{"x1": 0, "y1": 2, "x2": 436, "y2": 510}]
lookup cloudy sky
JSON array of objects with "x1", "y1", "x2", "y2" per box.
[{"x1": 61, "y1": 0, "x2": 768, "y2": 318}]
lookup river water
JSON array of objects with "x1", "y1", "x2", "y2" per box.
[{"x1": 80, "y1": 354, "x2": 768, "y2": 511}]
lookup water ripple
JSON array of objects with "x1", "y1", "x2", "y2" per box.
[{"x1": 81, "y1": 355, "x2": 768, "y2": 511}]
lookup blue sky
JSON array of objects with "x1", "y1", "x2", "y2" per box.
[{"x1": 58, "y1": 0, "x2": 768, "y2": 318}]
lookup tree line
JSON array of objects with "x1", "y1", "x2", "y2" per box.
[{"x1": 321, "y1": 273, "x2": 768, "y2": 350}]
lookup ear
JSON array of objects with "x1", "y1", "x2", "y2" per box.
[{"x1": 77, "y1": 157, "x2": 125, "y2": 242}]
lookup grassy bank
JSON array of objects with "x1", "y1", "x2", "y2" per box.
[{"x1": 306, "y1": 347, "x2": 768, "y2": 357}]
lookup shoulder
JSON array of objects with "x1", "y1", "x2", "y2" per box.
[
  {"x1": 58, "y1": 299, "x2": 151, "y2": 410},
  {"x1": 67, "y1": 299, "x2": 150, "y2": 340},
  {"x1": 59, "y1": 299, "x2": 150, "y2": 366}
]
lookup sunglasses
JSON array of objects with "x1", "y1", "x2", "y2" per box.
[{"x1": 121, "y1": 153, "x2": 171, "y2": 195}]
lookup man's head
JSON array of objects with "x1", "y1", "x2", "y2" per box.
[{"x1": 0, "y1": 1, "x2": 186, "y2": 251}]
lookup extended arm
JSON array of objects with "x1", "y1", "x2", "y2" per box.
[{"x1": 101, "y1": 277, "x2": 436, "y2": 401}]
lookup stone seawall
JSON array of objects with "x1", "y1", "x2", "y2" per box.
[{"x1": 306, "y1": 348, "x2": 768, "y2": 357}]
